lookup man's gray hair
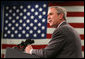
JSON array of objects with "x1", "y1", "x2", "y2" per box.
[{"x1": 49, "y1": 6, "x2": 67, "y2": 20}]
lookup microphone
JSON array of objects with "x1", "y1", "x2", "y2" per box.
[{"x1": 14, "y1": 39, "x2": 34, "y2": 51}]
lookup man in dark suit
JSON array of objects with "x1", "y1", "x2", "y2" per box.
[{"x1": 25, "y1": 6, "x2": 83, "y2": 58}]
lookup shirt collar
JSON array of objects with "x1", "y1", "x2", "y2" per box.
[{"x1": 57, "y1": 21, "x2": 65, "y2": 28}]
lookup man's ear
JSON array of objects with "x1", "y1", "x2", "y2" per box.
[{"x1": 59, "y1": 13, "x2": 64, "y2": 20}]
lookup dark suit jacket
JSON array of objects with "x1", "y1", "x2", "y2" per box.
[{"x1": 32, "y1": 21, "x2": 83, "y2": 58}]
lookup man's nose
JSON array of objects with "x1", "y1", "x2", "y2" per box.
[{"x1": 47, "y1": 15, "x2": 50, "y2": 20}]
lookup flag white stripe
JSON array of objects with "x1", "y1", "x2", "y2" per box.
[
  {"x1": 81, "y1": 40, "x2": 84, "y2": 46},
  {"x1": 1, "y1": 39, "x2": 50, "y2": 45},
  {"x1": 82, "y1": 51, "x2": 84, "y2": 57},
  {"x1": 1, "y1": 49, "x2": 6, "y2": 55},
  {"x1": 61, "y1": 6, "x2": 84, "y2": 12},
  {"x1": 47, "y1": 28, "x2": 84, "y2": 34},
  {"x1": 1, "y1": 39, "x2": 84, "y2": 46},
  {"x1": 67, "y1": 17, "x2": 84, "y2": 23}
]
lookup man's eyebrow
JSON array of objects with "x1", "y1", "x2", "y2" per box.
[{"x1": 48, "y1": 13, "x2": 53, "y2": 15}]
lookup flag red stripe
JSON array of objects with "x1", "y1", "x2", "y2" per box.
[
  {"x1": 1, "y1": 54, "x2": 4, "y2": 58},
  {"x1": 46, "y1": 34, "x2": 52, "y2": 39},
  {"x1": 49, "y1": 1, "x2": 84, "y2": 6},
  {"x1": 1, "y1": 44, "x2": 47, "y2": 49},
  {"x1": 69, "y1": 23, "x2": 84, "y2": 28},
  {"x1": 47, "y1": 34, "x2": 84, "y2": 40},
  {"x1": 82, "y1": 46, "x2": 84, "y2": 51},
  {"x1": 80, "y1": 35, "x2": 84, "y2": 39},
  {"x1": 1, "y1": 44, "x2": 84, "y2": 51},
  {"x1": 67, "y1": 12, "x2": 84, "y2": 17},
  {"x1": 47, "y1": 23, "x2": 84, "y2": 28},
  {"x1": 2, "y1": 44, "x2": 16, "y2": 49}
]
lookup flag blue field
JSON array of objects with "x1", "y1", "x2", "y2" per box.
[{"x1": 3, "y1": 1, "x2": 48, "y2": 39}]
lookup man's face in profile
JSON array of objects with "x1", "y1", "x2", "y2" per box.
[{"x1": 47, "y1": 8, "x2": 61, "y2": 27}]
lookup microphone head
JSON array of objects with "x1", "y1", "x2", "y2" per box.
[{"x1": 25, "y1": 39, "x2": 34, "y2": 44}]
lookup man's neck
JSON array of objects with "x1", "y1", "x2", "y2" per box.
[{"x1": 53, "y1": 20, "x2": 65, "y2": 28}]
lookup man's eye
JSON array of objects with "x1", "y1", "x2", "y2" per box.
[
  {"x1": 50, "y1": 13, "x2": 53, "y2": 15},
  {"x1": 47, "y1": 13, "x2": 53, "y2": 16}
]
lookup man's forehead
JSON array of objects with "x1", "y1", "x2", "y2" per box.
[
  {"x1": 48, "y1": 7, "x2": 57, "y2": 14},
  {"x1": 49, "y1": 7, "x2": 56, "y2": 10}
]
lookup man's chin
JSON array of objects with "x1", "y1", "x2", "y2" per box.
[
  {"x1": 49, "y1": 24, "x2": 54, "y2": 27},
  {"x1": 49, "y1": 24, "x2": 57, "y2": 28},
  {"x1": 49, "y1": 24, "x2": 52, "y2": 27}
]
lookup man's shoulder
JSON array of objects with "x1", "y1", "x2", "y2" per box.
[
  {"x1": 59, "y1": 22, "x2": 74, "y2": 31},
  {"x1": 54, "y1": 23, "x2": 75, "y2": 35}
]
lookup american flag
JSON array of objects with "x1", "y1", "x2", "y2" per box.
[{"x1": 1, "y1": 1, "x2": 84, "y2": 58}]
